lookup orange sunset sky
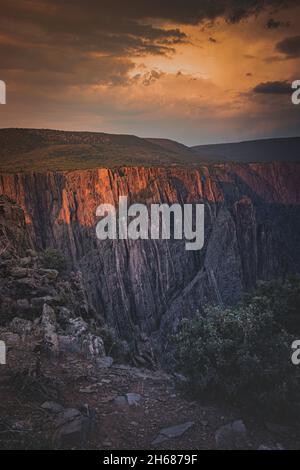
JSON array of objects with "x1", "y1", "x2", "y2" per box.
[{"x1": 0, "y1": 0, "x2": 299, "y2": 144}]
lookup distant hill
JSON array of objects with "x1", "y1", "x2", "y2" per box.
[
  {"x1": 0, "y1": 128, "x2": 299, "y2": 172},
  {"x1": 145, "y1": 137, "x2": 195, "y2": 158},
  {"x1": 0, "y1": 128, "x2": 201, "y2": 172},
  {"x1": 192, "y1": 137, "x2": 300, "y2": 163}
]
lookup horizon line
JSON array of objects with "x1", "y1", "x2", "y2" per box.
[{"x1": 0, "y1": 126, "x2": 300, "y2": 149}]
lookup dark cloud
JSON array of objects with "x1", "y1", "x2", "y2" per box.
[
  {"x1": 0, "y1": 1, "x2": 296, "y2": 41},
  {"x1": 266, "y1": 17, "x2": 290, "y2": 28},
  {"x1": 0, "y1": 0, "x2": 299, "y2": 144},
  {"x1": 263, "y1": 55, "x2": 285, "y2": 62},
  {"x1": 2, "y1": 1, "x2": 296, "y2": 26},
  {"x1": 276, "y1": 35, "x2": 300, "y2": 58},
  {"x1": 253, "y1": 80, "x2": 292, "y2": 94},
  {"x1": 0, "y1": 0, "x2": 296, "y2": 83},
  {"x1": 267, "y1": 18, "x2": 282, "y2": 28},
  {"x1": 208, "y1": 37, "x2": 217, "y2": 43}
]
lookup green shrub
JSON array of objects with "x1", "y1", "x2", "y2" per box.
[
  {"x1": 173, "y1": 298, "x2": 300, "y2": 414},
  {"x1": 118, "y1": 168, "x2": 126, "y2": 177},
  {"x1": 40, "y1": 248, "x2": 67, "y2": 273},
  {"x1": 244, "y1": 277, "x2": 300, "y2": 335}
]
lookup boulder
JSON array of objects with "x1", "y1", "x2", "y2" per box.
[
  {"x1": 152, "y1": 421, "x2": 194, "y2": 446},
  {"x1": 215, "y1": 420, "x2": 248, "y2": 450},
  {"x1": 114, "y1": 393, "x2": 142, "y2": 407},
  {"x1": 54, "y1": 408, "x2": 92, "y2": 449},
  {"x1": 63, "y1": 317, "x2": 105, "y2": 360},
  {"x1": 41, "y1": 401, "x2": 64, "y2": 414},
  {"x1": 126, "y1": 393, "x2": 142, "y2": 406}
]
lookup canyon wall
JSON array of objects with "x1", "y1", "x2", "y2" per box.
[{"x1": 1, "y1": 163, "x2": 300, "y2": 345}]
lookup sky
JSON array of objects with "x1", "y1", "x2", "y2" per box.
[{"x1": 0, "y1": 0, "x2": 299, "y2": 145}]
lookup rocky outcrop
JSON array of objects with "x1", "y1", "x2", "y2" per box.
[
  {"x1": 0, "y1": 196, "x2": 107, "y2": 364},
  {"x1": 0, "y1": 195, "x2": 32, "y2": 256},
  {"x1": 1, "y1": 163, "x2": 300, "y2": 346}
]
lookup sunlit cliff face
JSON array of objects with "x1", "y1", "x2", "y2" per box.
[{"x1": 0, "y1": 0, "x2": 299, "y2": 144}]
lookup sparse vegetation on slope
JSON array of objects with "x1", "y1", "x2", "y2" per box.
[
  {"x1": 1, "y1": 129, "x2": 299, "y2": 173},
  {"x1": 40, "y1": 248, "x2": 67, "y2": 273},
  {"x1": 0, "y1": 128, "x2": 201, "y2": 172}
]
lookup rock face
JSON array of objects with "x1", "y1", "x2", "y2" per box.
[
  {"x1": 0, "y1": 195, "x2": 106, "y2": 363},
  {"x1": 0, "y1": 195, "x2": 32, "y2": 256},
  {"x1": 1, "y1": 163, "x2": 300, "y2": 345}
]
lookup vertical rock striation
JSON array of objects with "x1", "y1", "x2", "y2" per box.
[{"x1": 1, "y1": 163, "x2": 300, "y2": 342}]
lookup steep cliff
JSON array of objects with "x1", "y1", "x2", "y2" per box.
[
  {"x1": 0, "y1": 194, "x2": 33, "y2": 256},
  {"x1": 1, "y1": 163, "x2": 300, "y2": 346}
]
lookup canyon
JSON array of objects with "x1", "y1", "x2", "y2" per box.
[
  {"x1": 1, "y1": 130, "x2": 300, "y2": 449},
  {"x1": 1, "y1": 161, "x2": 300, "y2": 352}
]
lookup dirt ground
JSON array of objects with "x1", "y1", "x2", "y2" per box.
[{"x1": 1, "y1": 338, "x2": 300, "y2": 451}]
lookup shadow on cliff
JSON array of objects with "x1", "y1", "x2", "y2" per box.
[{"x1": 1, "y1": 168, "x2": 300, "y2": 348}]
